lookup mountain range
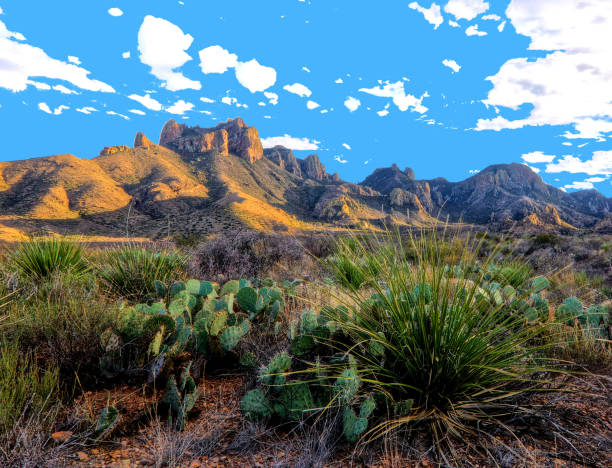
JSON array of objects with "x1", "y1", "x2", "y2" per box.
[{"x1": 0, "y1": 117, "x2": 610, "y2": 241}]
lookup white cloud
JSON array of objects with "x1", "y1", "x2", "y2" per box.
[
  {"x1": 585, "y1": 176, "x2": 607, "y2": 183},
  {"x1": 0, "y1": 20, "x2": 114, "y2": 93},
  {"x1": 283, "y1": 83, "x2": 312, "y2": 98},
  {"x1": 38, "y1": 102, "x2": 69, "y2": 115},
  {"x1": 476, "y1": 1, "x2": 612, "y2": 140},
  {"x1": 564, "y1": 181, "x2": 594, "y2": 190},
  {"x1": 521, "y1": 151, "x2": 555, "y2": 163},
  {"x1": 26, "y1": 80, "x2": 51, "y2": 90},
  {"x1": 497, "y1": 20, "x2": 506, "y2": 32},
  {"x1": 106, "y1": 110, "x2": 129, "y2": 120},
  {"x1": 342, "y1": 143, "x2": 351, "y2": 150},
  {"x1": 302, "y1": 66, "x2": 311, "y2": 73},
  {"x1": 444, "y1": 0, "x2": 489, "y2": 21},
  {"x1": 449, "y1": 20, "x2": 460, "y2": 27},
  {"x1": 442, "y1": 59, "x2": 461, "y2": 73},
  {"x1": 221, "y1": 96, "x2": 237, "y2": 106},
  {"x1": 335, "y1": 78, "x2": 344, "y2": 84},
  {"x1": 377, "y1": 109, "x2": 389, "y2": 117},
  {"x1": 67, "y1": 55, "x2": 81, "y2": 65},
  {"x1": 129, "y1": 109, "x2": 146, "y2": 115},
  {"x1": 524, "y1": 164, "x2": 540, "y2": 173},
  {"x1": 320, "y1": 109, "x2": 329, "y2": 114},
  {"x1": 408, "y1": 2, "x2": 443, "y2": 29},
  {"x1": 166, "y1": 99, "x2": 194, "y2": 115},
  {"x1": 469, "y1": 169, "x2": 480, "y2": 174},
  {"x1": 359, "y1": 81, "x2": 428, "y2": 113},
  {"x1": 264, "y1": 91, "x2": 278, "y2": 105},
  {"x1": 235, "y1": 59, "x2": 276, "y2": 92},
  {"x1": 108, "y1": 8, "x2": 123, "y2": 17},
  {"x1": 481, "y1": 14, "x2": 500, "y2": 21},
  {"x1": 465, "y1": 24, "x2": 487, "y2": 36},
  {"x1": 334, "y1": 155, "x2": 348, "y2": 164},
  {"x1": 128, "y1": 93, "x2": 163, "y2": 111},
  {"x1": 261, "y1": 135, "x2": 320, "y2": 150},
  {"x1": 52, "y1": 84, "x2": 77, "y2": 94},
  {"x1": 122, "y1": 51, "x2": 130, "y2": 59},
  {"x1": 344, "y1": 96, "x2": 361, "y2": 112},
  {"x1": 76, "y1": 106, "x2": 97, "y2": 114},
  {"x1": 198, "y1": 45, "x2": 238, "y2": 74},
  {"x1": 546, "y1": 151, "x2": 612, "y2": 176},
  {"x1": 306, "y1": 100, "x2": 320, "y2": 110},
  {"x1": 137, "y1": 15, "x2": 201, "y2": 91},
  {"x1": 200, "y1": 96, "x2": 215, "y2": 103}
]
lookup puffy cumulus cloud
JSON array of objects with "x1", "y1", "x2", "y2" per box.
[
  {"x1": 465, "y1": 24, "x2": 486, "y2": 36},
  {"x1": 198, "y1": 45, "x2": 238, "y2": 74},
  {"x1": 198, "y1": 45, "x2": 276, "y2": 93},
  {"x1": 128, "y1": 93, "x2": 163, "y2": 111},
  {"x1": 260, "y1": 135, "x2": 320, "y2": 150},
  {"x1": 359, "y1": 81, "x2": 428, "y2": 113},
  {"x1": 442, "y1": 59, "x2": 461, "y2": 73},
  {"x1": 283, "y1": 83, "x2": 312, "y2": 98},
  {"x1": 335, "y1": 78, "x2": 344, "y2": 84},
  {"x1": 166, "y1": 99, "x2": 194, "y2": 115},
  {"x1": 523, "y1": 164, "x2": 540, "y2": 173},
  {"x1": 106, "y1": 110, "x2": 129, "y2": 120},
  {"x1": 476, "y1": 0, "x2": 612, "y2": 140},
  {"x1": 235, "y1": 59, "x2": 276, "y2": 93},
  {"x1": 481, "y1": 14, "x2": 500, "y2": 21},
  {"x1": 264, "y1": 91, "x2": 278, "y2": 105},
  {"x1": 38, "y1": 102, "x2": 69, "y2": 115},
  {"x1": 108, "y1": 8, "x2": 123, "y2": 17},
  {"x1": 26, "y1": 80, "x2": 51, "y2": 90},
  {"x1": 469, "y1": 169, "x2": 480, "y2": 174},
  {"x1": 306, "y1": 100, "x2": 320, "y2": 110},
  {"x1": 67, "y1": 55, "x2": 81, "y2": 65},
  {"x1": 221, "y1": 96, "x2": 237, "y2": 106},
  {"x1": 342, "y1": 143, "x2": 351, "y2": 150},
  {"x1": 344, "y1": 96, "x2": 361, "y2": 112},
  {"x1": 129, "y1": 109, "x2": 146, "y2": 115},
  {"x1": 334, "y1": 155, "x2": 348, "y2": 164},
  {"x1": 137, "y1": 15, "x2": 201, "y2": 91},
  {"x1": 0, "y1": 20, "x2": 114, "y2": 93},
  {"x1": 408, "y1": 2, "x2": 443, "y2": 29},
  {"x1": 545, "y1": 151, "x2": 612, "y2": 176},
  {"x1": 76, "y1": 106, "x2": 97, "y2": 114},
  {"x1": 444, "y1": 0, "x2": 489, "y2": 21},
  {"x1": 521, "y1": 151, "x2": 556, "y2": 163},
  {"x1": 122, "y1": 51, "x2": 130, "y2": 59},
  {"x1": 377, "y1": 109, "x2": 389, "y2": 117},
  {"x1": 200, "y1": 96, "x2": 215, "y2": 103}
]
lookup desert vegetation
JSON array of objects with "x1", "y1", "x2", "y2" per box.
[{"x1": 0, "y1": 228, "x2": 610, "y2": 467}]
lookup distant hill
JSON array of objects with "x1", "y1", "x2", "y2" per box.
[{"x1": 0, "y1": 117, "x2": 610, "y2": 240}]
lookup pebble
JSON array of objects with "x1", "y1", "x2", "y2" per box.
[{"x1": 51, "y1": 431, "x2": 73, "y2": 443}]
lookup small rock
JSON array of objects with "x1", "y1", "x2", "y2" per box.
[
  {"x1": 76, "y1": 451, "x2": 88, "y2": 461},
  {"x1": 51, "y1": 431, "x2": 73, "y2": 443},
  {"x1": 189, "y1": 461, "x2": 201, "y2": 467}
]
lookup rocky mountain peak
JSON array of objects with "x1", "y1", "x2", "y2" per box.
[
  {"x1": 158, "y1": 117, "x2": 263, "y2": 163},
  {"x1": 134, "y1": 132, "x2": 153, "y2": 149}
]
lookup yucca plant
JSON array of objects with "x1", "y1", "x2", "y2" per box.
[
  {"x1": 319, "y1": 228, "x2": 558, "y2": 447},
  {"x1": 10, "y1": 238, "x2": 89, "y2": 281},
  {"x1": 97, "y1": 245, "x2": 187, "y2": 302}
]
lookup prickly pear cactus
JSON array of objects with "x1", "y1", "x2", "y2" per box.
[
  {"x1": 94, "y1": 405, "x2": 121, "y2": 440},
  {"x1": 240, "y1": 389, "x2": 272, "y2": 420},
  {"x1": 161, "y1": 363, "x2": 200, "y2": 431},
  {"x1": 261, "y1": 352, "x2": 292, "y2": 387}
]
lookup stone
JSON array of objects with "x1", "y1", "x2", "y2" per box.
[
  {"x1": 100, "y1": 145, "x2": 130, "y2": 156},
  {"x1": 51, "y1": 431, "x2": 73, "y2": 443},
  {"x1": 134, "y1": 132, "x2": 153, "y2": 148}
]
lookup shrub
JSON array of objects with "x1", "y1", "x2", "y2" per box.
[
  {"x1": 10, "y1": 238, "x2": 89, "y2": 281},
  {"x1": 243, "y1": 229, "x2": 559, "y2": 453},
  {"x1": 0, "y1": 340, "x2": 59, "y2": 433},
  {"x1": 190, "y1": 230, "x2": 305, "y2": 283},
  {"x1": 97, "y1": 245, "x2": 187, "y2": 302}
]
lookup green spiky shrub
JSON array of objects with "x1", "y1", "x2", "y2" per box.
[
  {"x1": 243, "y1": 229, "x2": 561, "y2": 449},
  {"x1": 97, "y1": 246, "x2": 187, "y2": 302},
  {"x1": 0, "y1": 340, "x2": 59, "y2": 432},
  {"x1": 10, "y1": 237, "x2": 89, "y2": 281}
]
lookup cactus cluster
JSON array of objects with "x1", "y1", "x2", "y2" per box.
[
  {"x1": 556, "y1": 297, "x2": 611, "y2": 339},
  {"x1": 94, "y1": 405, "x2": 121, "y2": 441}
]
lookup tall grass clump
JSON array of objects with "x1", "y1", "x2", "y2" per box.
[
  {"x1": 321, "y1": 229, "x2": 557, "y2": 446},
  {"x1": 10, "y1": 238, "x2": 89, "y2": 281},
  {"x1": 97, "y1": 245, "x2": 187, "y2": 302},
  {"x1": 0, "y1": 340, "x2": 59, "y2": 433}
]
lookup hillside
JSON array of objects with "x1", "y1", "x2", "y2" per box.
[{"x1": 0, "y1": 117, "x2": 610, "y2": 240}]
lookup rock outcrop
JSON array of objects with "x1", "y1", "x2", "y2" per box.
[
  {"x1": 264, "y1": 146, "x2": 302, "y2": 177},
  {"x1": 100, "y1": 145, "x2": 130, "y2": 156},
  {"x1": 159, "y1": 117, "x2": 264, "y2": 163},
  {"x1": 134, "y1": 132, "x2": 153, "y2": 149}
]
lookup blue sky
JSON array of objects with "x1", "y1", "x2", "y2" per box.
[{"x1": 1, "y1": 0, "x2": 612, "y2": 195}]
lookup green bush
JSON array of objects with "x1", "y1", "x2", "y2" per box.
[
  {"x1": 10, "y1": 238, "x2": 89, "y2": 281},
  {"x1": 0, "y1": 340, "x2": 59, "y2": 432},
  {"x1": 245, "y1": 230, "x2": 558, "y2": 450},
  {"x1": 97, "y1": 246, "x2": 187, "y2": 302}
]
